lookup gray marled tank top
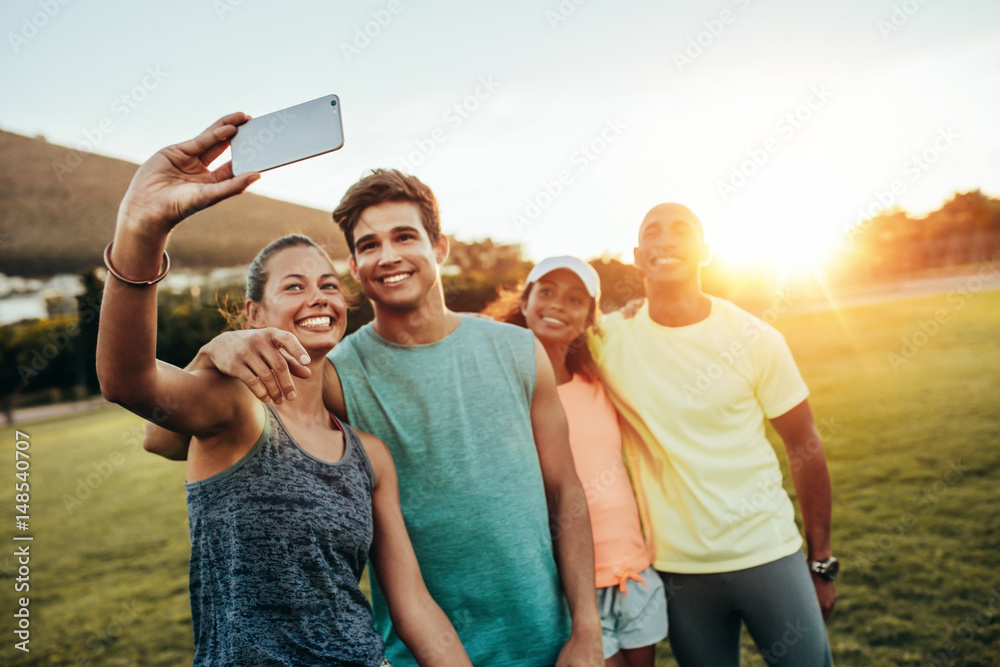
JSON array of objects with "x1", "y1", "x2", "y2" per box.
[{"x1": 185, "y1": 403, "x2": 383, "y2": 666}]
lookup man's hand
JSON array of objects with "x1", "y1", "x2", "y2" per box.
[
  {"x1": 196, "y1": 328, "x2": 312, "y2": 404},
  {"x1": 812, "y1": 576, "x2": 837, "y2": 621},
  {"x1": 619, "y1": 297, "x2": 644, "y2": 319},
  {"x1": 555, "y1": 626, "x2": 604, "y2": 667}
]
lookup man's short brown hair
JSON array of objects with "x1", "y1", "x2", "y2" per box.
[{"x1": 332, "y1": 169, "x2": 441, "y2": 255}]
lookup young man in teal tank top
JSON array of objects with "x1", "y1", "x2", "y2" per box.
[{"x1": 145, "y1": 170, "x2": 603, "y2": 666}]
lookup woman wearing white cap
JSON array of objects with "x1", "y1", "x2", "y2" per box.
[{"x1": 486, "y1": 256, "x2": 668, "y2": 667}]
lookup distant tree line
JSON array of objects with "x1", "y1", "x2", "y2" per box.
[
  {"x1": 839, "y1": 190, "x2": 1000, "y2": 281},
  {"x1": 3, "y1": 190, "x2": 997, "y2": 420}
]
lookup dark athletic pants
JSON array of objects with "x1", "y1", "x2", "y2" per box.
[{"x1": 658, "y1": 551, "x2": 833, "y2": 666}]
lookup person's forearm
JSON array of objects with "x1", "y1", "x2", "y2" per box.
[
  {"x1": 140, "y1": 359, "x2": 206, "y2": 459},
  {"x1": 96, "y1": 228, "x2": 167, "y2": 407},
  {"x1": 789, "y1": 447, "x2": 833, "y2": 559},
  {"x1": 774, "y1": 401, "x2": 833, "y2": 560},
  {"x1": 550, "y1": 481, "x2": 601, "y2": 636},
  {"x1": 390, "y1": 593, "x2": 471, "y2": 666},
  {"x1": 142, "y1": 421, "x2": 190, "y2": 460}
]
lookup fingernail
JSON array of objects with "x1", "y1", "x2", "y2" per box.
[
  {"x1": 287, "y1": 391, "x2": 297, "y2": 400},
  {"x1": 299, "y1": 354, "x2": 310, "y2": 365}
]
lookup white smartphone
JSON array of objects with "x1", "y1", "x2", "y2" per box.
[{"x1": 230, "y1": 94, "x2": 344, "y2": 174}]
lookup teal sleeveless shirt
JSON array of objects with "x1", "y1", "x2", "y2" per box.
[{"x1": 329, "y1": 316, "x2": 570, "y2": 666}]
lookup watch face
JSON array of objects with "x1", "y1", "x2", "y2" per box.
[{"x1": 813, "y1": 557, "x2": 839, "y2": 581}]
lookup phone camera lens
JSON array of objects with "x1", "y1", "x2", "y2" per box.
[{"x1": 330, "y1": 99, "x2": 337, "y2": 106}]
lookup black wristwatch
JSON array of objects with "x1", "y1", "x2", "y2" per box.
[{"x1": 808, "y1": 557, "x2": 840, "y2": 582}]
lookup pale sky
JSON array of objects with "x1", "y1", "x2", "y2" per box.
[{"x1": 2, "y1": 0, "x2": 998, "y2": 267}]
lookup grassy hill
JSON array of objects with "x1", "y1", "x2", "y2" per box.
[{"x1": 0, "y1": 130, "x2": 350, "y2": 276}]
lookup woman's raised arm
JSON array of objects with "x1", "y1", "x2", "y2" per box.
[{"x1": 97, "y1": 114, "x2": 260, "y2": 437}]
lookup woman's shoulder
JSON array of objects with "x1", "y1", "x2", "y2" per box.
[
  {"x1": 185, "y1": 369, "x2": 267, "y2": 442},
  {"x1": 348, "y1": 427, "x2": 393, "y2": 486}
]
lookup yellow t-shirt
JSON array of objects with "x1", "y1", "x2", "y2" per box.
[{"x1": 590, "y1": 297, "x2": 808, "y2": 573}]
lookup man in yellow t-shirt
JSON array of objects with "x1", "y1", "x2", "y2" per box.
[{"x1": 590, "y1": 203, "x2": 837, "y2": 667}]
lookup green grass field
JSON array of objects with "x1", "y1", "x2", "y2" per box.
[{"x1": 3, "y1": 287, "x2": 999, "y2": 666}]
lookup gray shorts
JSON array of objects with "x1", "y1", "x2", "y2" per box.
[{"x1": 596, "y1": 565, "x2": 669, "y2": 659}]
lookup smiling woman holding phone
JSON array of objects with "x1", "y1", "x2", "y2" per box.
[{"x1": 96, "y1": 113, "x2": 470, "y2": 667}]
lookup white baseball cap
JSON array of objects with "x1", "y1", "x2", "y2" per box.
[{"x1": 525, "y1": 255, "x2": 600, "y2": 300}]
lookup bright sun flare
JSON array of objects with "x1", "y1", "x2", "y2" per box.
[{"x1": 706, "y1": 209, "x2": 842, "y2": 276}]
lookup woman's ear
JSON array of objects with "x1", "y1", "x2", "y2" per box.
[{"x1": 245, "y1": 299, "x2": 264, "y2": 329}]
